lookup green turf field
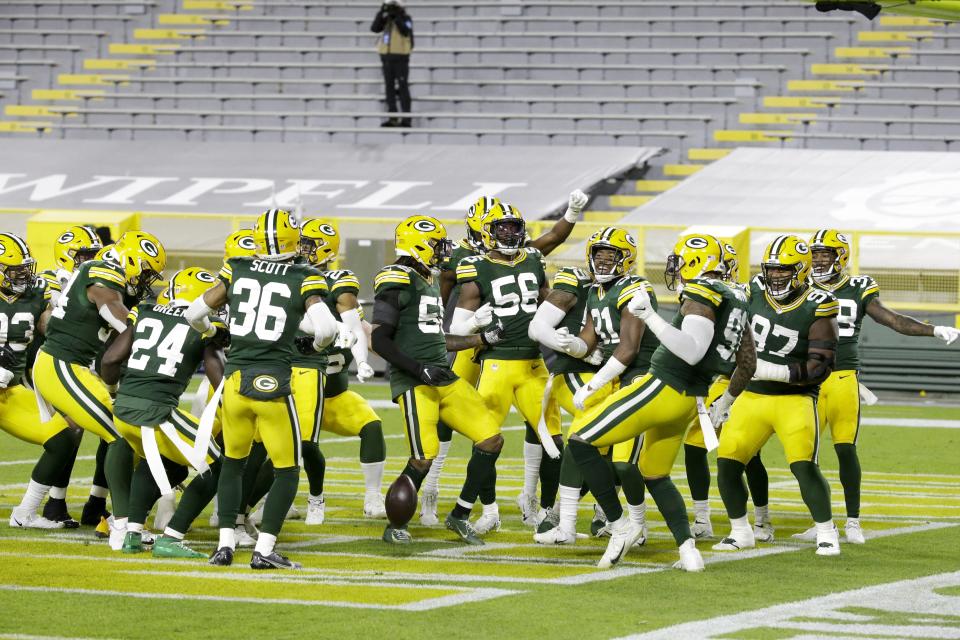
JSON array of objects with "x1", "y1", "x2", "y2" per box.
[{"x1": 1, "y1": 384, "x2": 958, "y2": 640}]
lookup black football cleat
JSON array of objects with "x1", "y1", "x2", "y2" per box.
[
  {"x1": 80, "y1": 496, "x2": 110, "y2": 526},
  {"x1": 208, "y1": 546, "x2": 234, "y2": 566},
  {"x1": 250, "y1": 551, "x2": 302, "y2": 570},
  {"x1": 42, "y1": 498, "x2": 80, "y2": 529}
]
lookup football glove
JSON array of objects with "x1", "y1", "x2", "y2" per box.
[
  {"x1": 626, "y1": 287, "x2": 655, "y2": 321},
  {"x1": 295, "y1": 335, "x2": 317, "y2": 355},
  {"x1": 419, "y1": 364, "x2": 456, "y2": 386},
  {"x1": 0, "y1": 344, "x2": 16, "y2": 370},
  {"x1": 707, "y1": 391, "x2": 735, "y2": 430},
  {"x1": 333, "y1": 322, "x2": 358, "y2": 350},
  {"x1": 933, "y1": 325, "x2": 960, "y2": 346},
  {"x1": 585, "y1": 348, "x2": 604, "y2": 366},
  {"x1": 472, "y1": 303, "x2": 494, "y2": 330},
  {"x1": 573, "y1": 381, "x2": 597, "y2": 411},
  {"x1": 553, "y1": 327, "x2": 588, "y2": 358},
  {"x1": 564, "y1": 189, "x2": 588, "y2": 223},
  {"x1": 356, "y1": 361, "x2": 375, "y2": 383},
  {"x1": 210, "y1": 324, "x2": 231, "y2": 350},
  {"x1": 480, "y1": 317, "x2": 505, "y2": 346},
  {"x1": 0, "y1": 365, "x2": 13, "y2": 389}
]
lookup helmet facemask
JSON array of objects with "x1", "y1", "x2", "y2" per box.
[
  {"x1": 298, "y1": 236, "x2": 321, "y2": 265},
  {"x1": 489, "y1": 218, "x2": 525, "y2": 256},
  {"x1": 429, "y1": 237, "x2": 453, "y2": 268},
  {"x1": 0, "y1": 258, "x2": 36, "y2": 295},
  {"x1": 762, "y1": 263, "x2": 801, "y2": 300},
  {"x1": 590, "y1": 245, "x2": 624, "y2": 284},
  {"x1": 810, "y1": 247, "x2": 842, "y2": 283},
  {"x1": 127, "y1": 264, "x2": 163, "y2": 301},
  {"x1": 72, "y1": 247, "x2": 100, "y2": 269},
  {"x1": 664, "y1": 253, "x2": 683, "y2": 291}
]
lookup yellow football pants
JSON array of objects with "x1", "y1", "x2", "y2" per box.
[
  {"x1": 115, "y1": 407, "x2": 221, "y2": 467},
  {"x1": 221, "y1": 371, "x2": 300, "y2": 468},
  {"x1": 818, "y1": 369, "x2": 860, "y2": 445},
  {"x1": 718, "y1": 391, "x2": 820, "y2": 465},
  {"x1": 396, "y1": 379, "x2": 500, "y2": 460},
  {"x1": 684, "y1": 377, "x2": 730, "y2": 449},
  {"x1": 477, "y1": 358, "x2": 561, "y2": 438},
  {"x1": 452, "y1": 347, "x2": 482, "y2": 386},
  {"x1": 572, "y1": 374, "x2": 696, "y2": 478},
  {"x1": 291, "y1": 367, "x2": 326, "y2": 443},
  {"x1": 34, "y1": 350, "x2": 119, "y2": 442},
  {"x1": 322, "y1": 390, "x2": 380, "y2": 437},
  {"x1": 0, "y1": 384, "x2": 71, "y2": 446}
]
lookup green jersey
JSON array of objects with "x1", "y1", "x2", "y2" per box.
[
  {"x1": 321, "y1": 269, "x2": 362, "y2": 397},
  {"x1": 442, "y1": 240, "x2": 480, "y2": 299},
  {"x1": 0, "y1": 278, "x2": 52, "y2": 386},
  {"x1": 43, "y1": 260, "x2": 134, "y2": 366},
  {"x1": 587, "y1": 275, "x2": 661, "y2": 381},
  {"x1": 649, "y1": 278, "x2": 750, "y2": 397},
  {"x1": 374, "y1": 263, "x2": 448, "y2": 399},
  {"x1": 811, "y1": 273, "x2": 879, "y2": 371},
  {"x1": 548, "y1": 267, "x2": 596, "y2": 376},
  {"x1": 218, "y1": 257, "x2": 328, "y2": 377},
  {"x1": 456, "y1": 248, "x2": 546, "y2": 361},
  {"x1": 747, "y1": 277, "x2": 839, "y2": 396},
  {"x1": 115, "y1": 302, "x2": 213, "y2": 419}
]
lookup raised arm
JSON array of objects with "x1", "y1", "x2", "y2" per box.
[
  {"x1": 866, "y1": 298, "x2": 958, "y2": 344},
  {"x1": 529, "y1": 190, "x2": 587, "y2": 256}
]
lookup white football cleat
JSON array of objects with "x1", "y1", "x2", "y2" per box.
[
  {"x1": 473, "y1": 504, "x2": 501, "y2": 535},
  {"x1": 691, "y1": 517, "x2": 714, "y2": 539},
  {"x1": 845, "y1": 519, "x2": 865, "y2": 544},
  {"x1": 816, "y1": 525, "x2": 841, "y2": 556},
  {"x1": 533, "y1": 526, "x2": 576, "y2": 545},
  {"x1": 286, "y1": 504, "x2": 302, "y2": 520},
  {"x1": 153, "y1": 494, "x2": 176, "y2": 531},
  {"x1": 9, "y1": 508, "x2": 64, "y2": 529},
  {"x1": 633, "y1": 525, "x2": 648, "y2": 547},
  {"x1": 235, "y1": 525, "x2": 257, "y2": 548},
  {"x1": 791, "y1": 524, "x2": 818, "y2": 541},
  {"x1": 140, "y1": 529, "x2": 156, "y2": 545},
  {"x1": 419, "y1": 489, "x2": 439, "y2": 527},
  {"x1": 108, "y1": 517, "x2": 126, "y2": 551},
  {"x1": 597, "y1": 516, "x2": 645, "y2": 569},
  {"x1": 363, "y1": 495, "x2": 387, "y2": 519},
  {"x1": 305, "y1": 495, "x2": 325, "y2": 526},
  {"x1": 712, "y1": 528, "x2": 755, "y2": 552},
  {"x1": 753, "y1": 522, "x2": 775, "y2": 543},
  {"x1": 516, "y1": 492, "x2": 539, "y2": 527},
  {"x1": 673, "y1": 538, "x2": 705, "y2": 572}
]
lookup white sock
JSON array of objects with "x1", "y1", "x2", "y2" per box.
[
  {"x1": 522, "y1": 441, "x2": 542, "y2": 498},
  {"x1": 17, "y1": 480, "x2": 50, "y2": 513},
  {"x1": 235, "y1": 513, "x2": 245, "y2": 526},
  {"x1": 218, "y1": 526, "x2": 236, "y2": 550},
  {"x1": 693, "y1": 499, "x2": 710, "y2": 521},
  {"x1": 163, "y1": 527, "x2": 185, "y2": 540},
  {"x1": 309, "y1": 492, "x2": 324, "y2": 502},
  {"x1": 627, "y1": 501, "x2": 647, "y2": 527},
  {"x1": 482, "y1": 501, "x2": 499, "y2": 517},
  {"x1": 254, "y1": 532, "x2": 277, "y2": 556},
  {"x1": 730, "y1": 514, "x2": 750, "y2": 535},
  {"x1": 421, "y1": 439, "x2": 450, "y2": 495},
  {"x1": 49, "y1": 486, "x2": 67, "y2": 500},
  {"x1": 128, "y1": 521, "x2": 144, "y2": 534},
  {"x1": 846, "y1": 517, "x2": 860, "y2": 525},
  {"x1": 755, "y1": 504, "x2": 769, "y2": 526},
  {"x1": 558, "y1": 485, "x2": 580, "y2": 534},
  {"x1": 815, "y1": 519, "x2": 835, "y2": 534},
  {"x1": 361, "y1": 461, "x2": 385, "y2": 498},
  {"x1": 114, "y1": 516, "x2": 128, "y2": 530},
  {"x1": 90, "y1": 485, "x2": 108, "y2": 499}
]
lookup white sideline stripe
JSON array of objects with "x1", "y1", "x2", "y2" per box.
[
  {"x1": 124, "y1": 568, "x2": 488, "y2": 591},
  {"x1": 862, "y1": 417, "x2": 960, "y2": 429},
  {"x1": 0, "y1": 456, "x2": 94, "y2": 468},
  {"x1": 0, "y1": 583, "x2": 519, "y2": 612}
]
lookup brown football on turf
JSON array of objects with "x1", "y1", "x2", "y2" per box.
[{"x1": 385, "y1": 474, "x2": 418, "y2": 527}]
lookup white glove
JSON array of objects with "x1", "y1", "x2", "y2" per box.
[
  {"x1": 472, "y1": 303, "x2": 494, "y2": 330},
  {"x1": 858, "y1": 382, "x2": 878, "y2": 406},
  {"x1": 933, "y1": 325, "x2": 960, "y2": 345},
  {"x1": 585, "y1": 348, "x2": 604, "y2": 366},
  {"x1": 554, "y1": 327, "x2": 588, "y2": 358},
  {"x1": 707, "y1": 391, "x2": 735, "y2": 430},
  {"x1": 626, "y1": 286, "x2": 655, "y2": 321},
  {"x1": 573, "y1": 381, "x2": 597, "y2": 411},
  {"x1": 333, "y1": 322, "x2": 358, "y2": 349},
  {"x1": 563, "y1": 189, "x2": 588, "y2": 223},
  {"x1": 356, "y1": 361, "x2": 375, "y2": 383},
  {"x1": 0, "y1": 366, "x2": 13, "y2": 389}
]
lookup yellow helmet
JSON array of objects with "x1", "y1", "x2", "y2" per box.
[
  {"x1": 585, "y1": 227, "x2": 637, "y2": 283},
  {"x1": 395, "y1": 215, "x2": 452, "y2": 269},
  {"x1": 299, "y1": 218, "x2": 341, "y2": 267},
  {"x1": 480, "y1": 202, "x2": 525, "y2": 256},
  {"x1": 95, "y1": 243, "x2": 118, "y2": 264},
  {"x1": 466, "y1": 196, "x2": 500, "y2": 251},
  {"x1": 665, "y1": 234, "x2": 725, "y2": 291},
  {"x1": 722, "y1": 242, "x2": 740, "y2": 282},
  {"x1": 53, "y1": 225, "x2": 103, "y2": 273},
  {"x1": 0, "y1": 233, "x2": 37, "y2": 295},
  {"x1": 808, "y1": 229, "x2": 850, "y2": 283},
  {"x1": 113, "y1": 231, "x2": 167, "y2": 300},
  {"x1": 253, "y1": 208, "x2": 299, "y2": 260},
  {"x1": 224, "y1": 229, "x2": 257, "y2": 260},
  {"x1": 761, "y1": 234, "x2": 811, "y2": 300},
  {"x1": 158, "y1": 267, "x2": 218, "y2": 306}
]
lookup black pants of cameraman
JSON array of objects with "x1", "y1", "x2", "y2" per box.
[{"x1": 380, "y1": 54, "x2": 411, "y2": 125}]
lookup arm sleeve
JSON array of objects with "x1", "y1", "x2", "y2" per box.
[
  {"x1": 340, "y1": 307, "x2": 370, "y2": 364},
  {"x1": 642, "y1": 312, "x2": 714, "y2": 366},
  {"x1": 305, "y1": 301, "x2": 338, "y2": 348},
  {"x1": 588, "y1": 356, "x2": 627, "y2": 391},
  {"x1": 185, "y1": 296, "x2": 215, "y2": 336},
  {"x1": 448, "y1": 307, "x2": 479, "y2": 336},
  {"x1": 528, "y1": 301, "x2": 569, "y2": 351}
]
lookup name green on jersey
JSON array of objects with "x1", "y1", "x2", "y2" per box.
[
  {"x1": 0, "y1": 278, "x2": 52, "y2": 386},
  {"x1": 587, "y1": 275, "x2": 661, "y2": 381},
  {"x1": 548, "y1": 267, "x2": 595, "y2": 376},
  {"x1": 811, "y1": 273, "x2": 879, "y2": 371}
]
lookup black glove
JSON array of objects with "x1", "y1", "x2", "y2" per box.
[
  {"x1": 418, "y1": 364, "x2": 456, "y2": 386},
  {"x1": 295, "y1": 335, "x2": 317, "y2": 355},
  {"x1": 479, "y1": 317, "x2": 505, "y2": 346},
  {"x1": 0, "y1": 344, "x2": 16, "y2": 370},
  {"x1": 210, "y1": 325, "x2": 231, "y2": 350}
]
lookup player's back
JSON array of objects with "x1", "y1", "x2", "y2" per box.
[{"x1": 0, "y1": 278, "x2": 51, "y2": 385}]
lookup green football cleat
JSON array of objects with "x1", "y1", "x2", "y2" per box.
[
  {"x1": 152, "y1": 536, "x2": 206, "y2": 559},
  {"x1": 382, "y1": 525, "x2": 412, "y2": 544},
  {"x1": 445, "y1": 513, "x2": 484, "y2": 546},
  {"x1": 121, "y1": 531, "x2": 144, "y2": 554}
]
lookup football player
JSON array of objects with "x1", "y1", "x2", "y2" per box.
[
  {"x1": 682, "y1": 244, "x2": 772, "y2": 541},
  {"x1": 0, "y1": 233, "x2": 83, "y2": 529},
  {"x1": 186, "y1": 208, "x2": 341, "y2": 569},
  {"x1": 714, "y1": 235, "x2": 841, "y2": 556},
  {"x1": 567, "y1": 233, "x2": 755, "y2": 571},
  {"x1": 34, "y1": 230, "x2": 166, "y2": 546},
  {"x1": 295, "y1": 218, "x2": 386, "y2": 523},
  {"x1": 100, "y1": 268, "x2": 226, "y2": 558},
  {"x1": 532, "y1": 227, "x2": 660, "y2": 545},
  {"x1": 421, "y1": 191, "x2": 587, "y2": 526},
  {"x1": 371, "y1": 215, "x2": 505, "y2": 545},
  {"x1": 791, "y1": 229, "x2": 960, "y2": 544}
]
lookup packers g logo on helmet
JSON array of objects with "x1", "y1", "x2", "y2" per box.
[
  {"x1": 665, "y1": 234, "x2": 725, "y2": 291},
  {"x1": 253, "y1": 208, "x2": 299, "y2": 261},
  {"x1": 480, "y1": 203, "x2": 526, "y2": 257},
  {"x1": 53, "y1": 225, "x2": 102, "y2": 273},
  {"x1": 299, "y1": 218, "x2": 341, "y2": 267},
  {"x1": 762, "y1": 234, "x2": 812, "y2": 300},
  {"x1": 113, "y1": 231, "x2": 167, "y2": 300},
  {"x1": 465, "y1": 196, "x2": 500, "y2": 251},
  {"x1": 395, "y1": 214, "x2": 452, "y2": 269},
  {"x1": 224, "y1": 230, "x2": 257, "y2": 260},
  {"x1": 809, "y1": 229, "x2": 851, "y2": 283},
  {"x1": 252, "y1": 375, "x2": 279, "y2": 393},
  {"x1": 159, "y1": 267, "x2": 217, "y2": 306},
  {"x1": 585, "y1": 226, "x2": 637, "y2": 283},
  {"x1": 0, "y1": 233, "x2": 36, "y2": 295},
  {"x1": 722, "y1": 243, "x2": 740, "y2": 282}
]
